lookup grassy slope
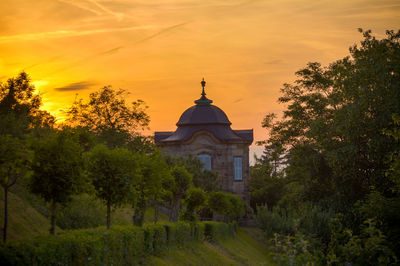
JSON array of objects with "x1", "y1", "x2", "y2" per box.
[
  {"x1": 148, "y1": 227, "x2": 274, "y2": 266},
  {"x1": 0, "y1": 189, "x2": 272, "y2": 265},
  {"x1": 0, "y1": 190, "x2": 60, "y2": 241}
]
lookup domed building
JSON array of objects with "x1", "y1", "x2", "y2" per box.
[{"x1": 154, "y1": 79, "x2": 253, "y2": 203}]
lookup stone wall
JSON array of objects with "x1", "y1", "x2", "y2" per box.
[{"x1": 160, "y1": 131, "x2": 250, "y2": 203}]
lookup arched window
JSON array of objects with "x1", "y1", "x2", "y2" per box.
[{"x1": 198, "y1": 154, "x2": 211, "y2": 171}]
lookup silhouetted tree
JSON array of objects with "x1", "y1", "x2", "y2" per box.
[{"x1": 66, "y1": 86, "x2": 149, "y2": 147}]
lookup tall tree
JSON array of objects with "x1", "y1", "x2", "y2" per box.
[
  {"x1": 260, "y1": 29, "x2": 400, "y2": 210},
  {"x1": 85, "y1": 145, "x2": 138, "y2": 229},
  {"x1": 66, "y1": 86, "x2": 149, "y2": 147},
  {"x1": 30, "y1": 130, "x2": 85, "y2": 234},
  {"x1": 0, "y1": 135, "x2": 31, "y2": 242}
]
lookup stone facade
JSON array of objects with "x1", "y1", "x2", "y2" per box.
[{"x1": 154, "y1": 80, "x2": 253, "y2": 203}]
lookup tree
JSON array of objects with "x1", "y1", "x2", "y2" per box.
[
  {"x1": 257, "y1": 29, "x2": 400, "y2": 257},
  {"x1": 85, "y1": 144, "x2": 138, "y2": 229},
  {"x1": 30, "y1": 130, "x2": 85, "y2": 234},
  {"x1": 66, "y1": 86, "x2": 150, "y2": 147},
  {"x1": 0, "y1": 72, "x2": 54, "y2": 136},
  {"x1": 260, "y1": 29, "x2": 400, "y2": 210},
  {"x1": 167, "y1": 166, "x2": 192, "y2": 222},
  {"x1": 180, "y1": 188, "x2": 206, "y2": 221},
  {"x1": 132, "y1": 151, "x2": 171, "y2": 226},
  {"x1": 207, "y1": 191, "x2": 245, "y2": 222},
  {"x1": 0, "y1": 135, "x2": 31, "y2": 242},
  {"x1": 165, "y1": 155, "x2": 220, "y2": 192}
]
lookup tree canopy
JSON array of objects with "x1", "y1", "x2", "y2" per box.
[{"x1": 66, "y1": 86, "x2": 149, "y2": 138}]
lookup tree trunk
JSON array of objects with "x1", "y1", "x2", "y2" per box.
[
  {"x1": 169, "y1": 199, "x2": 181, "y2": 222},
  {"x1": 154, "y1": 198, "x2": 159, "y2": 224},
  {"x1": 50, "y1": 200, "x2": 56, "y2": 235},
  {"x1": 107, "y1": 201, "x2": 111, "y2": 229},
  {"x1": 3, "y1": 187, "x2": 8, "y2": 242},
  {"x1": 133, "y1": 199, "x2": 146, "y2": 226}
]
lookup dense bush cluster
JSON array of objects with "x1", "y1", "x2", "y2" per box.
[{"x1": 0, "y1": 222, "x2": 236, "y2": 265}]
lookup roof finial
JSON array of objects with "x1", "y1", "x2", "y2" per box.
[
  {"x1": 201, "y1": 78, "x2": 206, "y2": 96},
  {"x1": 195, "y1": 78, "x2": 213, "y2": 105}
]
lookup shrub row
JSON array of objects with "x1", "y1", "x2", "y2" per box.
[{"x1": 0, "y1": 222, "x2": 236, "y2": 265}]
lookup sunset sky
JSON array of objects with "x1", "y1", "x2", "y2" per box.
[{"x1": 0, "y1": 0, "x2": 399, "y2": 159}]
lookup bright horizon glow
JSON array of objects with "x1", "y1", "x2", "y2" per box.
[{"x1": 0, "y1": 0, "x2": 399, "y2": 163}]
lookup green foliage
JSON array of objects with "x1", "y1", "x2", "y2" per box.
[
  {"x1": 207, "y1": 191, "x2": 245, "y2": 222},
  {"x1": 225, "y1": 193, "x2": 246, "y2": 222},
  {"x1": 57, "y1": 194, "x2": 106, "y2": 230},
  {"x1": 0, "y1": 219, "x2": 236, "y2": 264},
  {"x1": 203, "y1": 221, "x2": 237, "y2": 241},
  {"x1": 85, "y1": 144, "x2": 139, "y2": 229},
  {"x1": 0, "y1": 135, "x2": 31, "y2": 190},
  {"x1": 30, "y1": 131, "x2": 85, "y2": 204},
  {"x1": 0, "y1": 226, "x2": 145, "y2": 265},
  {"x1": 256, "y1": 204, "x2": 335, "y2": 245},
  {"x1": 29, "y1": 130, "x2": 85, "y2": 234},
  {"x1": 255, "y1": 205, "x2": 294, "y2": 236},
  {"x1": 259, "y1": 29, "x2": 400, "y2": 209},
  {"x1": 132, "y1": 151, "x2": 171, "y2": 226},
  {"x1": 180, "y1": 188, "x2": 206, "y2": 221},
  {"x1": 271, "y1": 217, "x2": 398, "y2": 265},
  {"x1": 143, "y1": 224, "x2": 167, "y2": 255},
  {"x1": 165, "y1": 155, "x2": 221, "y2": 192},
  {"x1": 256, "y1": 29, "x2": 400, "y2": 260},
  {"x1": 272, "y1": 233, "x2": 320, "y2": 265},
  {"x1": 168, "y1": 166, "x2": 192, "y2": 222}
]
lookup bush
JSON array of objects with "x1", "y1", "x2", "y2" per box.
[
  {"x1": 0, "y1": 221, "x2": 236, "y2": 264},
  {"x1": 57, "y1": 194, "x2": 106, "y2": 230},
  {"x1": 208, "y1": 191, "x2": 245, "y2": 222},
  {"x1": 255, "y1": 205, "x2": 294, "y2": 236},
  {"x1": 143, "y1": 224, "x2": 167, "y2": 255}
]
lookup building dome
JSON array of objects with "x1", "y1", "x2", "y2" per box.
[
  {"x1": 176, "y1": 104, "x2": 231, "y2": 126},
  {"x1": 154, "y1": 78, "x2": 253, "y2": 144}
]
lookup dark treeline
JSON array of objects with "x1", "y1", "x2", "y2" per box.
[
  {"x1": 0, "y1": 73, "x2": 245, "y2": 242},
  {"x1": 251, "y1": 29, "x2": 400, "y2": 265}
]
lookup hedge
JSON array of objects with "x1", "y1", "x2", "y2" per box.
[
  {"x1": 0, "y1": 222, "x2": 236, "y2": 265},
  {"x1": 203, "y1": 221, "x2": 237, "y2": 241}
]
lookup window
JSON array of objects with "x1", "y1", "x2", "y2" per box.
[
  {"x1": 198, "y1": 154, "x2": 211, "y2": 171},
  {"x1": 234, "y1": 157, "x2": 242, "y2": 180}
]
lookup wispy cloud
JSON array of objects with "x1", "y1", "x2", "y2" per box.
[
  {"x1": 41, "y1": 22, "x2": 190, "y2": 77},
  {"x1": 54, "y1": 81, "x2": 95, "y2": 91},
  {"x1": 0, "y1": 25, "x2": 157, "y2": 44},
  {"x1": 58, "y1": 0, "x2": 124, "y2": 20},
  {"x1": 87, "y1": 0, "x2": 124, "y2": 20}
]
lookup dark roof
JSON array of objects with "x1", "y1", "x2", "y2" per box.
[
  {"x1": 154, "y1": 81, "x2": 253, "y2": 145},
  {"x1": 233, "y1": 130, "x2": 254, "y2": 142},
  {"x1": 154, "y1": 131, "x2": 173, "y2": 143},
  {"x1": 177, "y1": 105, "x2": 231, "y2": 126}
]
